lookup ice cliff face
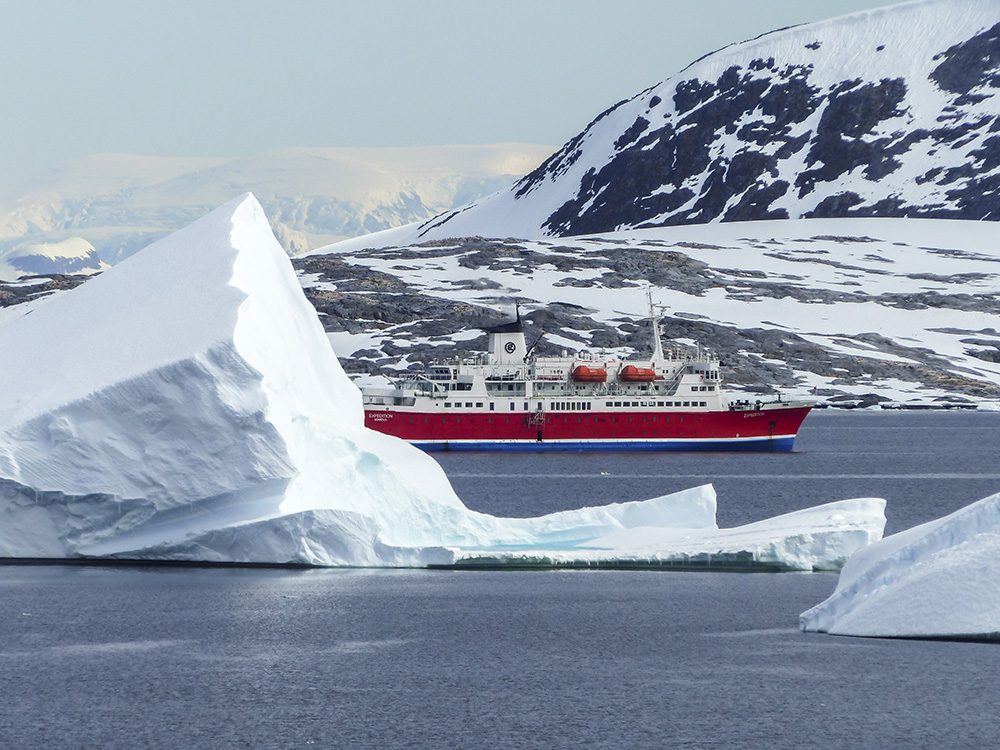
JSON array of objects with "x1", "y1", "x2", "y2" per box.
[
  {"x1": 0, "y1": 194, "x2": 884, "y2": 567},
  {"x1": 801, "y1": 490, "x2": 1000, "y2": 639},
  {"x1": 401, "y1": 0, "x2": 1000, "y2": 242}
]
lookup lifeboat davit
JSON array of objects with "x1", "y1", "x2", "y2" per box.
[
  {"x1": 619, "y1": 365, "x2": 657, "y2": 382},
  {"x1": 572, "y1": 365, "x2": 608, "y2": 382}
]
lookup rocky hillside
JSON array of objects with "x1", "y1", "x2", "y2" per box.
[
  {"x1": 298, "y1": 217, "x2": 1000, "y2": 406},
  {"x1": 346, "y1": 0, "x2": 1000, "y2": 247}
]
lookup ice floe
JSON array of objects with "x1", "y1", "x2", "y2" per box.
[
  {"x1": 801, "y1": 491, "x2": 1000, "y2": 639},
  {"x1": 0, "y1": 194, "x2": 884, "y2": 568}
]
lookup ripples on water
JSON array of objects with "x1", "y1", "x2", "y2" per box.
[
  {"x1": 442, "y1": 409, "x2": 1000, "y2": 534},
  {"x1": 1, "y1": 411, "x2": 999, "y2": 749}
]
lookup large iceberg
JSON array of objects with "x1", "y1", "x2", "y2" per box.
[
  {"x1": 0, "y1": 194, "x2": 884, "y2": 568},
  {"x1": 800, "y1": 491, "x2": 1000, "y2": 638}
]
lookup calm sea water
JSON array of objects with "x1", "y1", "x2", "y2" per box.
[{"x1": 2, "y1": 410, "x2": 999, "y2": 749}]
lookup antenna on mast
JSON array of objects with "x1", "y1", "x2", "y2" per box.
[{"x1": 647, "y1": 286, "x2": 665, "y2": 362}]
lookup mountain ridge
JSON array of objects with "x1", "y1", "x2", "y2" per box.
[{"x1": 332, "y1": 0, "x2": 1000, "y2": 249}]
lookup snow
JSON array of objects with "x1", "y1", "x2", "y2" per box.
[
  {"x1": 0, "y1": 236, "x2": 107, "y2": 281},
  {"x1": 317, "y1": 216, "x2": 1000, "y2": 403},
  {"x1": 0, "y1": 144, "x2": 552, "y2": 269},
  {"x1": 0, "y1": 194, "x2": 885, "y2": 568},
  {"x1": 800, "y1": 490, "x2": 1000, "y2": 638},
  {"x1": 319, "y1": 0, "x2": 1000, "y2": 249}
]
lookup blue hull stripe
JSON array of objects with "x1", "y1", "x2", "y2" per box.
[{"x1": 413, "y1": 436, "x2": 798, "y2": 453}]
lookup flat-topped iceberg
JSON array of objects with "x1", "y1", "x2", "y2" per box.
[
  {"x1": 0, "y1": 194, "x2": 884, "y2": 568},
  {"x1": 801, "y1": 491, "x2": 1000, "y2": 638}
]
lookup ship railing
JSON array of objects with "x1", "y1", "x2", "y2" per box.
[
  {"x1": 394, "y1": 374, "x2": 447, "y2": 398},
  {"x1": 728, "y1": 398, "x2": 785, "y2": 411}
]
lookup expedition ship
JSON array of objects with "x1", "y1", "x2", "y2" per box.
[{"x1": 362, "y1": 297, "x2": 811, "y2": 452}]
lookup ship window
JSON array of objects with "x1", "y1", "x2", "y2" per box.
[
  {"x1": 510, "y1": 402, "x2": 515, "y2": 410},
  {"x1": 444, "y1": 402, "x2": 451, "y2": 408},
  {"x1": 683, "y1": 401, "x2": 690, "y2": 407},
  {"x1": 424, "y1": 418, "x2": 428, "y2": 423},
  {"x1": 476, "y1": 402, "x2": 483, "y2": 408},
  {"x1": 606, "y1": 401, "x2": 612, "y2": 407},
  {"x1": 657, "y1": 401, "x2": 663, "y2": 407},
  {"x1": 614, "y1": 402, "x2": 621, "y2": 407},
  {"x1": 465, "y1": 402, "x2": 473, "y2": 408},
  {"x1": 487, "y1": 417, "x2": 492, "y2": 423},
  {"x1": 456, "y1": 417, "x2": 461, "y2": 423},
  {"x1": 701, "y1": 401, "x2": 707, "y2": 407},
  {"x1": 442, "y1": 417, "x2": 446, "y2": 423},
  {"x1": 708, "y1": 386, "x2": 715, "y2": 391},
  {"x1": 490, "y1": 402, "x2": 495, "y2": 411},
  {"x1": 611, "y1": 417, "x2": 617, "y2": 422},
  {"x1": 524, "y1": 402, "x2": 528, "y2": 410},
  {"x1": 409, "y1": 418, "x2": 413, "y2": 423}
]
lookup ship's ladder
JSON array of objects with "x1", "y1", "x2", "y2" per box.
[{"x1": 525, "y1": 409, "x2": 545, "y2": 426}]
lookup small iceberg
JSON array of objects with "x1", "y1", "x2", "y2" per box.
[
  {"x1": 0, "y1": 194, "x2": 884, "y2": 569},
  {"x1": 800, "y1": 491, "x2": 1000, "y2": 639}
]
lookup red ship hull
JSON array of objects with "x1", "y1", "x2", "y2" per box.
[{"x1": 364, "y1": 405, "x2": 812, "y2": 452}]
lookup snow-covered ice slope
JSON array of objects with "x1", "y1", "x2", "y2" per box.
[
  {"x1": 332, "y1": 0, "x2": 1000, "y2": 248},
  {"x1": 800, "y1": 491, "x2": 1000, "y2": 638},
  {"x1": 0, "y1": 194, "x2": 884, "y2": 568}
]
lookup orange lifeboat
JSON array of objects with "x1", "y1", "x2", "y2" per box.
[
  {"x1": 572, "y1": 365, "x2": 608, "y2": 382},
  {"x1": 619, "y1": 365, "x2": 657, "y2": 382}
]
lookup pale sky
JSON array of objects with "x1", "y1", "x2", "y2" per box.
[{"x1": 3, "y1": 0, "x2": 895, "y2": 182}]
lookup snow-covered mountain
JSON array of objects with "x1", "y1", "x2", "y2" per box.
[
  {"x1": 0, "y1": 144, "x2": 549, "y2": 279},
  {"x1": 295, "y1": 0, "x2": 1000, "y2": 406},
  {"x1": 340, "y1": 0, "x2": 1000, "y2": 247},
  {"x1": 5, "y1": 0, "x2": 1000, "y2": 406}
]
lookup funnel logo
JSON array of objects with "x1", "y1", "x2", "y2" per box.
[{"x1": 505, "y1": 342, "x2": 517, "y2": 354}]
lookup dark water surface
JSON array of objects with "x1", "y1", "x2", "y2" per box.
[
  {"x1": 442, "y1": 409, "x2": 1000, "y2": 535},
  {"x1": 2, "y1": 411, "x2": 999, "y2": 749}
]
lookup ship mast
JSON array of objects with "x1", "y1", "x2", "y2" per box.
[{"x1": 647, "y1": 286, "x2": 665, "y2": 363}]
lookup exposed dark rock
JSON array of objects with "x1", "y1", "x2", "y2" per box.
[{"x1": 0, "y1": 274, "x2": 91, "y2": 308}]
